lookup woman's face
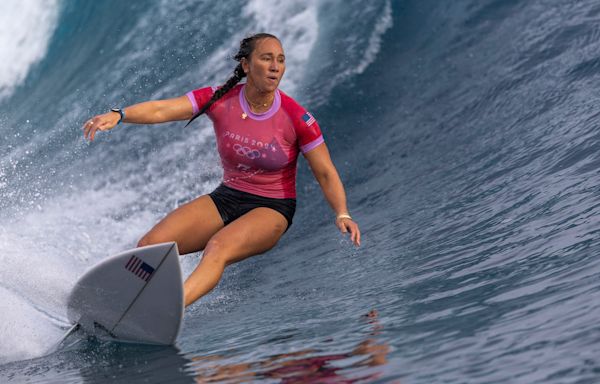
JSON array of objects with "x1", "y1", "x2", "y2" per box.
[{"x1": 243, "y1": 37, "x2": 286, "y2": 93}]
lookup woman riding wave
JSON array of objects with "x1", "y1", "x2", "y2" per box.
[{"x1": 83, "y1": 33, "x2": 360, "y2": 307}]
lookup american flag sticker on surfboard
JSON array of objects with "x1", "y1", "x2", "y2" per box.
[{"x1": 125, "y1": 255, "x2": 155, "y2": 282}]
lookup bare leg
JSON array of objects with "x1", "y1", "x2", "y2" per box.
[
  {"x1": 137, "y1": 195, "x2": 224, "y2": 254},
  {"x1": 184, "y1": 207, "x2": 288, "y2": 306}
]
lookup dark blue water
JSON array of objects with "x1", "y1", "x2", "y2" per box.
[{"x1": 2, "y1": 0, "x2": 600, "y2": 382}]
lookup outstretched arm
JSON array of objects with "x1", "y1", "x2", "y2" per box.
[
  {"x1": 83, "y1": 95, "x2": 194, "y2": 141},
  {"x1": 304, "y1": 143, "x2": 361, "y2": 246}
]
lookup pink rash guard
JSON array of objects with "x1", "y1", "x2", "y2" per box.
[{"x1": 186, "y1": 84, "x2": 324, "y2": 199}]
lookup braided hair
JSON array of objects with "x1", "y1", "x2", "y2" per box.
[{"x1": 185, "y1": 33, "x2": 280, "y2": 127}]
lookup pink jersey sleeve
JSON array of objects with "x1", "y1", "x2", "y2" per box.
[
  {"x1": 185, "y1": 86, "x2": 215, "y2": 115},
  {"x1": 296, "y1": 110, "x2": 324, "y2": 153},
  {"x1": 290, "y1": 105, "x2": 324, "y2": 154},
  {"x1": 280, "y1": 90, "x2": 324, "y2": 153}
]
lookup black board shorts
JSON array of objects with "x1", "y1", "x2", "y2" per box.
[{"x1": 208, "y1": 184, "x2": 296, "y2": 229}]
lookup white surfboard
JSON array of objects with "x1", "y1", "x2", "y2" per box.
[{"x1": 66, "y1": 242, "x2": 184, "y2": 345}]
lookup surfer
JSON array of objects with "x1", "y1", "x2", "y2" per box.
[{"x1": 82, "y1": 33, "x2": 360, "y2": 307}]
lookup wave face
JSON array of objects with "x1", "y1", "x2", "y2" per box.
[
  {"x1": 0, "y1": 0, "x2": 60, "y2": 100},
  {"x1": 2, "y1": 0, "x2": 600, "y2": 382}
]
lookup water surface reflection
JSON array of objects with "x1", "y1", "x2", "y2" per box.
[{"x1": 189, "y1": 310, "x2": 392, "y2": 383}]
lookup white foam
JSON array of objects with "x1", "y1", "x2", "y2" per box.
[
  {"x1": 0, "y1": 286, "x2": 61, "y2": 364},
  {"x1": 0, "y1": 0, "x2": 60, "y2": 100},
  {"x1": 0, "y1": 181, "x2": 158, "y2": 362},
  {"x1": 343, "y1": 1, "x2": 393, "y2": 77},
  {"x1": 307, "y1": 0, "x2": 393, "y2": 105}
]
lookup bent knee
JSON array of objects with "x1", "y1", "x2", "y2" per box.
[
  {"x1": 137, "y1": 232, "x2": 172, "y2": 248},
  {"x1": 203, "y1": 237, "x2": 227, "y2": 257},
  {"x1": 137, "y1": 235, "x2": 154, "y2": 248},
  {"x1": 202, "y1": 237, "x2": 239, "y2": 265}
]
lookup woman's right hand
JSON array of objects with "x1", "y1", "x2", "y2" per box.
[{"x1": 83, "y1": 111, "x2": 121, "y2": 141}]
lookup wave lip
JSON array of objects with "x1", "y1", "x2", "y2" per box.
[{"x1": 0, "y1": 0, "x2": 60, "y2": 101}]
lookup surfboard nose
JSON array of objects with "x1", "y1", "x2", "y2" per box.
[{"x1": 66, "y1": 242, "x2": 184, "y2": 345}]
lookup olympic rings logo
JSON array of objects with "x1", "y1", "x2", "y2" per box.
[{"x1": 233, "y1": 144, "x2": 261, "y2": 159}]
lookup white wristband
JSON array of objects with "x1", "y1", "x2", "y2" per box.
[{"x1": 336, "y1": 213, "x2": 352, "y2": 221}]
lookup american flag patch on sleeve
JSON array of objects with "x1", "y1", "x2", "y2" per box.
[
  {"x1": 125, "y1": 255, "x2": 155, "y2": 282},
  {"x1": 302, "y1": 112, "x2": 316, "y2": 127}
]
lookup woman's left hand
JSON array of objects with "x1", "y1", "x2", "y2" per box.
[
  {"x1": 83, "y1": 112, "x2": 121, "y2": 141},
  {"x1": 336, "y1": 217, "x2": 361, "y2": 247}
]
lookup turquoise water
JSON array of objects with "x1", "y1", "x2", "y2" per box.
[{"x1": 2, "y1": 0, "x2": 600, "y2": 382}]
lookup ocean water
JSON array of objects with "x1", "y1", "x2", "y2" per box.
[{"x1": 1, "y1": 0, "x2": 600, "y2": 382}]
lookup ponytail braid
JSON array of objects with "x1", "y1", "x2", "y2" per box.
[
  {"x1": 185, "y1": 33, "x2": 279, "y2": 127},
  {"x1": 184, "y1": 64, "x2": 245, "y2": 127}
]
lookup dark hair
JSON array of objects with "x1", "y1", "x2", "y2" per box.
[{"x1": 185, "y1": 33, "x2": 279, "y2": 127}]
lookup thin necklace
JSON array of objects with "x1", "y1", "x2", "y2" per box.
[{"x1": 244, "y1": 89, "x2": 274, "y2": 109}]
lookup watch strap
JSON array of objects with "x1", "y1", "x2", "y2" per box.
[{"x1": 110, "y1": 108, "x2": 125, "y2": 124}]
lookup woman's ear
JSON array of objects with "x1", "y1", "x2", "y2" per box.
[{"x1": 241, "y1": 57, "x2": 249, "y2": 74}]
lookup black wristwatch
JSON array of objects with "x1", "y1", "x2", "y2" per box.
[{"x1": 110, "y1": 108, "x2": 125, "y2": 125}]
